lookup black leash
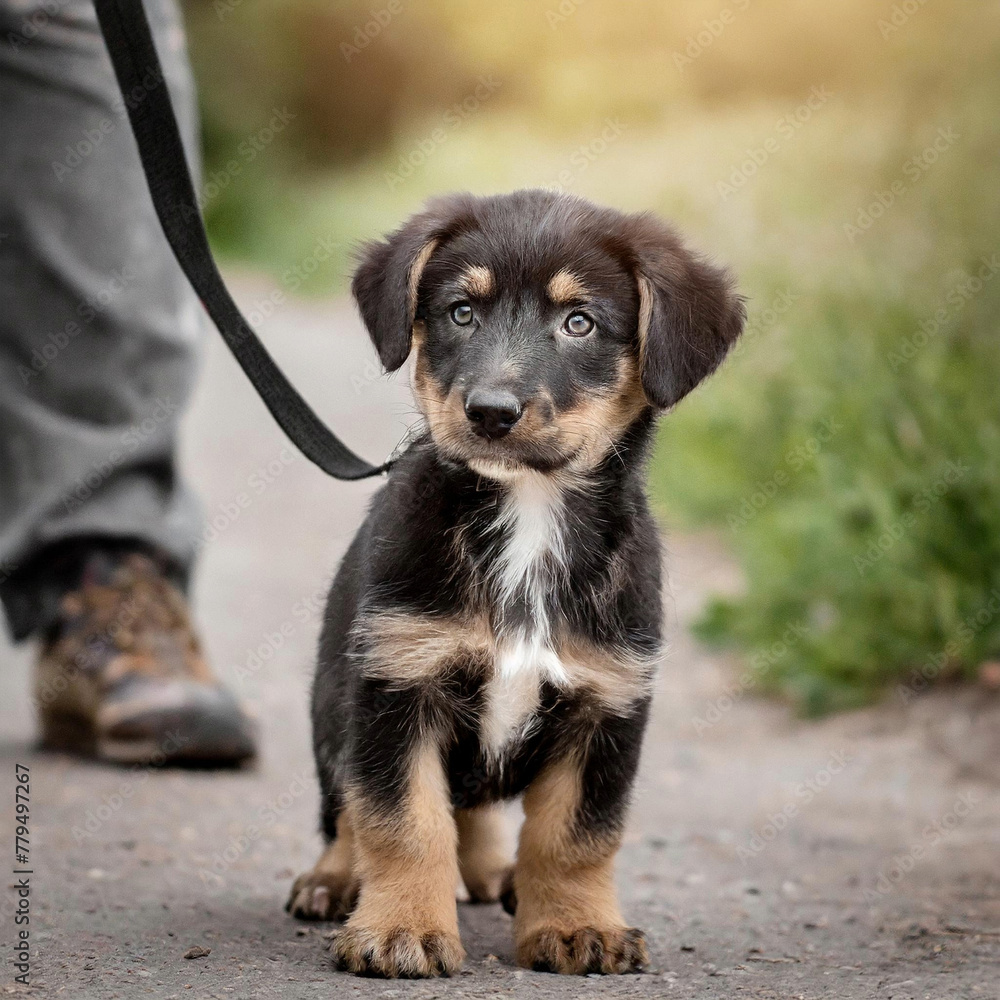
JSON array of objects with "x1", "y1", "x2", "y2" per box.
[{"x1": 92, "y1": 0, "x2": 388, "y2": 481}]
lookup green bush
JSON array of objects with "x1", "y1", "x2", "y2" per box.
[
  {"x1": 653, "y1": 281, "x2": 1000, "y2": 714},
  {"x1": 651, "y1": 60, "x2": 1000, "y2": 714}
]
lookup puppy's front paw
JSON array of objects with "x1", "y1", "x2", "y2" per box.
[
  {"x1": 285, "y1": 870, "x2": 358, "y2": 921},
  {"x1": 331, "y1": 923, "x2": 465, "y2": 978},
  {"x1": 516, "y1": 925, "x2": 648, "y2": 975}
]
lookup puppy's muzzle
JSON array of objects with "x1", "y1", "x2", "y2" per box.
[{"x1": 464, "y1": 388, "x2": 522, "y2": 440}]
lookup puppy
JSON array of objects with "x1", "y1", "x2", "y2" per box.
[{"x1": 286, "y1": 190, "x2": 744, "y2": 977}]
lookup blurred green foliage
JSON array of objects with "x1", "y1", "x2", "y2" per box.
[
  {"x1": 182, "y1": 0, "x2": 1000, "y2": 712},
  {"x1": 648, "y1": 6, "x2": 1000, "y2": 713}
]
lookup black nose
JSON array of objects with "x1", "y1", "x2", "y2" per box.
[{"x1": 464, "y1": 389, "x2": 522, "y2": 439}]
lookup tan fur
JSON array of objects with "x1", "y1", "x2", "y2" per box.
[
  {"x1": 314, "y1": 808, "x2": 355, "y2": 875},
  {"x1": 333, "y1": 742, "x2": 464, "y2": 977},
  {"x1": 636, "y1": 274, "x2": 655, "y2": 402},
  {"x1": 357, "y1": 611, "x2": 493, "y2": 683},
  {"x1": 512, "y1": 756, "x2": 647, "y2": 973},
  {"x1": 462, "y1": 265, "x2": 494, "y2": 298},
  {"x1": 547, "y1": 269, "x2": 590, "y2": 305},
  {"x1": 287, "y1": 806, "x2": 359, "y2": 921},
  {"x1": 412, "y1": 351, "x2": 469, "y2": 456},
  {"x1": 552, "y1": 356, "x2": 649, "y2": 472},
  {"x1": 408, "y1": 240, "x2": 439, "y2": 316},
  {"x1": 356, "y1": 609, "x2": 653, "y2": 714},
  {"x1": 560, "y1": 636, "x2": 657, "y2": 712},
  {"x1": 413, "y1": 346, "x2": 649, "y2": 479},
  {"x1": 456, "y1": 806, "x2": 512, "y2": 903}
]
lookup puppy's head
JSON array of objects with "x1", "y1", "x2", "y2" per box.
[{"x1": 353, "y1": 190, "x2": 744, "y2": 479}]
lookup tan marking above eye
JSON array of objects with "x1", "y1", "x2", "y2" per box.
[
  {"x1": 547, "y1": 270, "x2": 590, "y2": 305},
  {"x1": 462, "y1": 265, "x2": 495, "y2": 298}
]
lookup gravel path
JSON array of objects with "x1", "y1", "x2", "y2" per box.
[{"x1": 2, "y1": 275, "x2": 997, "y2": 999}]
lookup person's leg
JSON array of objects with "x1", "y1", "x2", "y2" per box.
[
  {"x1": 0, "y1": 0, "x2": 256, "y2": 764},
  {"x1": 0, "y1": 0, "x2": 201, "y2": 639}
]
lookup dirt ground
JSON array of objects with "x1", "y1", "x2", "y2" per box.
[{"x1": 1, "y1": 276, "x2": 997, "y2": 999}]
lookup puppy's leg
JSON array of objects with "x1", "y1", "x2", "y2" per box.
[
  {"x1": 333, "y1": 734, "x2": 464, "y2": 978},
  {"x1": 456, "y1": 805, "x2": 513, "y2": 904},
  {"x1": 512, "y1": 706, "x2": 650, "y2": 975},
  {"x1": 287, "y1": 806, "x2": 359, "y2": 921}
]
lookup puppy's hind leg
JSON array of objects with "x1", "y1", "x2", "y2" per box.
[
  {"x1": 456, "y1": 805, "x2": 514, "y2": 906},
  {"x1": 286, "y1": 805, "x2": 359, "y2": 921}
]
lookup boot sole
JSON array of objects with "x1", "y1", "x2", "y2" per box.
[{"x1": 40, "y1": 709, "x2": 256, "y2": 768}]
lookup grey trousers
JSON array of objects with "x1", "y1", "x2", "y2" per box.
[{"x1": 0, "y1": 0, "x2": 202, "y2": 640}]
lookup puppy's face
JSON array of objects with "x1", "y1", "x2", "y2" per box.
[
  {"x1": 411, "y1": 232, "x2": 647, "y2": 477},
  {"x1": 353, "y1": 191, "x2": 744, "y2": 478}
]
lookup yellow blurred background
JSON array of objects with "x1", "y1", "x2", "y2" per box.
[{"x1": 184, "y1": 0, "x2": 997, "y2": 286}]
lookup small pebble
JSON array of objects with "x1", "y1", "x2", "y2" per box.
[{"x1": 183, "y1": 946, "x2": 211, "y2": 960}]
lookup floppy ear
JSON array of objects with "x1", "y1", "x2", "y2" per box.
[
  {"x1": 352, "y1": 196, "x2": 469, "y2": 372},
  {"x1": 628, "y1": 214, "x2": 745, "y2": 409}
]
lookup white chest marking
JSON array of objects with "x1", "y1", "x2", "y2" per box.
[{"x1": 480, "y1": 474, "x2": 568, "y2": 758}]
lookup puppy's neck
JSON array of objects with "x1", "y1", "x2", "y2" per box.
[{"x1": 432, "y1": 410, "x2": 656, "y2": 587}]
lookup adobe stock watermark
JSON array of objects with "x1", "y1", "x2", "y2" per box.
[
  {"x1": 887, "y1": 254, "x2": 1000, "y2": 372},
  {"x1": 737, "y1": 749, "x2": 853, "y2": 861},
  {"x1": 51, "y1": 64, "x2": 165, "y2": 181},
  {"x1": 727, "y1": 416, "x2": 841, "y2": 532},
  {"x1": 198, "y1": 107, "x2": 296, "y2": 209},
  {"x1": 854, "y1": 458, "x2": 969, "y2": 576},
  {"x1": 384, "y1": 76, "x2": 502, "y2": 190},
  {"x1": 35, "y1": 588, "x2": 150, "y2": 714},
  {"x1": 70, "y1": 732, "x2": 191, "y2": 843},
  {"x1": 213, "y1": 0, "x2": 245, "y2": 19},
  {"x1": 61, "y1": 396, "x2": 180, "y2": 514},
  {"x1": 234, "y1": 583, "x2": 329, "y2": 686},
  {"x1": 895, "y1": 588, "x2": 1000, "y2": 703},
  {"x1": 877, "y1": 0, "x2": 931, "y2": 40},
  {"x1": 17, "y1": 264, "x2": 138, "y2": 384},
  {"x1": 6, "y1": 0, "x2": 70, "y2": 51},
  {"x1": 545, "y1": 0, "x2": 590, "y2": 28},
  {"x1": 280, "y1": 234, "x2": 341, "y2": 293},
  {"x1": 340, "y1": 0, "x2": 405, "y2": 62},
  {"x1": 198, "y1": 771, "x2": 314, "y2": 885},
  {"x1": 673, "y1": 0, "x2": 753, "y2": 73},
  {"x1": 544, "y1": 118, "x2": 626, "y2": 193},
  {"x1": 730, "y1": 287, "x2": 797, "y2": 360},
  {"x1": 226, "y1": 233, "x2": 345, "y2": 335},
  {"x1": 692, "y1": 619, "x2": 811, "y2": 735},
  {"x1": 194, "y1": 444, "x2": 298, "y2": 552},
  {"x1": 861, "y1": 790, "x2": 981, "y2": 902},
  {"x1": 843, "y1": 126, "x2": 959, "y2": 243},
  {"x1": 717, "y1": 85, "x2": 832, "y2": 201}
]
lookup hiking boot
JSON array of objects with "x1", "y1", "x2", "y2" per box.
[{"x1": 35, "y1": 551, "x2": 257, "y2": 766}]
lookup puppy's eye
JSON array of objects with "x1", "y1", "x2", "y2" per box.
[
  {"x1": 450, "y1": 302, "x2": 474, "y2": 326},
  {"x1": 563, "y1": 312, "x2": 595, "y2": 337}
]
